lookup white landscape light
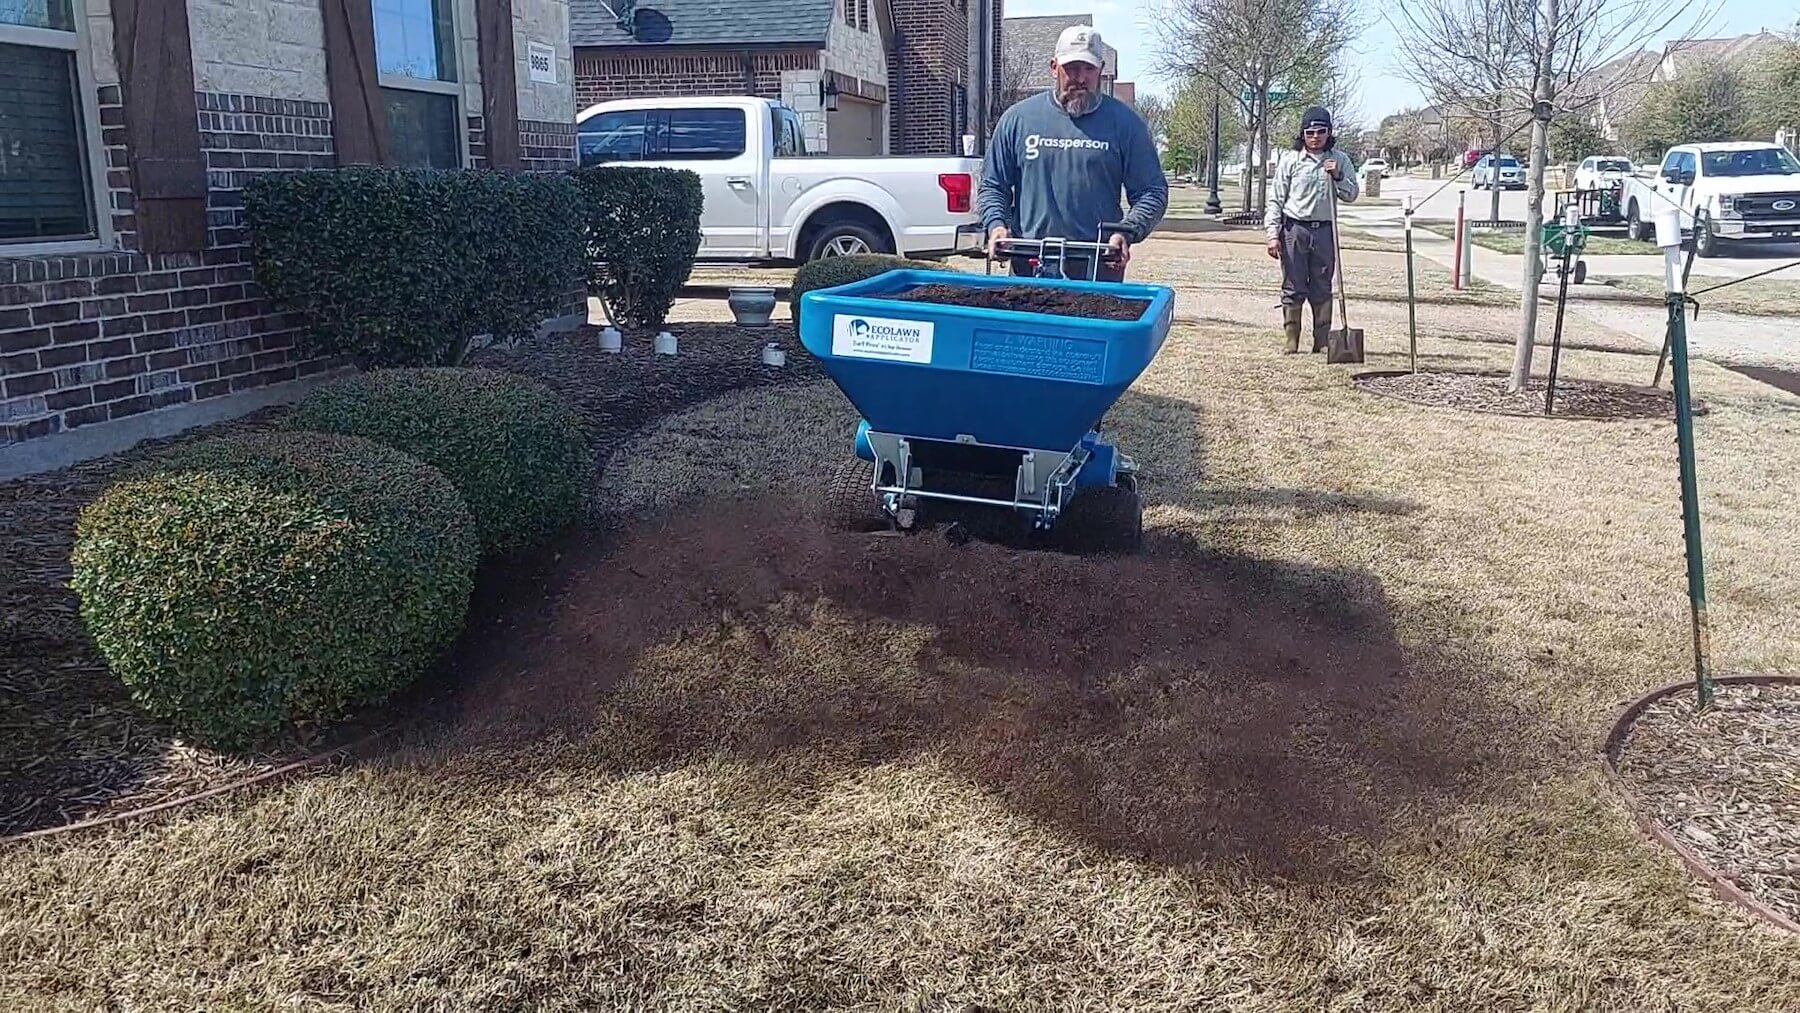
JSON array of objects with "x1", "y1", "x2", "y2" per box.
[
  {"x1": 655, "y1": 330, "x2": 678, "y2": 355},
  {"x1": 599, "y1": 325, "x2": 621, "y2": 353},
  {"x1": 1654, "y1": 205, "x2": 1684, "y2": 294}
]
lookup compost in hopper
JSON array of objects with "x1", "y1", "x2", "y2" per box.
[{"x1": 886, "y1": 283, "x2": 1148, "y2": 321}]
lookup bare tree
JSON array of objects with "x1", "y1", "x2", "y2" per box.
[
  {"x1": 1150, "y1": 0, "x2": 1361, "y2": 214},
  {"x1": 1390, "y1": 0, "x2": 1716, "y2": 393}
]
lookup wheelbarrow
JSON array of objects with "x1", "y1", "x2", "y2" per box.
[{"x1": 796, "y1": 234, "x2": 1176, "y2": 555}]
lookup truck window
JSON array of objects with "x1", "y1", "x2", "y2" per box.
[
  {"x1": 660, "y1": 108, "x2": 747, "y2": 160},
  {"x1": 770, "y1": 106, "x2": 807, "y2": 157},
  {"x1": 1700, "y1": 147, "x2": 1800, "y2": 177},
  {"x1": 577, "y1": 110, "x2": 648, "y2": 165}
]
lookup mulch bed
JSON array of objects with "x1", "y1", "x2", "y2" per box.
[
  {"x1": 0, "y1": 322, "x2": 820, "y2": 838},
  {"x1": 1611, "y1": 682, "x2": 1800, "y2": 927},
  {"x1": 888, "y1": 283, "x2": 1148, "y2": 321},
  {"x1": 1353, "y1": 369, "x2": 1707, "y2": 421}
]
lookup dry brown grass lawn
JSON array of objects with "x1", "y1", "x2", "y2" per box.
[{"x1": 6, "y1": 236, "x2": 1800, "y2": 1009}]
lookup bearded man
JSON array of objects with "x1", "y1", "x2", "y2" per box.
[{"x1": 976, "y1": 24, "x2": 1167, "y2": 282}]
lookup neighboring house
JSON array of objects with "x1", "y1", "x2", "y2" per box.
[
  {"x1": 0, "y1": 0, "x2": 578, "y2": 468},
  {"x1": 998, "y1": 13, "x2": 1121, "y2": 107},
  {"x1": 1583, "y1": 33, "x2": 1790, "y2": 144},
  {"x1": 568, "y1": 0, "x2": 897, "y2": 155}
]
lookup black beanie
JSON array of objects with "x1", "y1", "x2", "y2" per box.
[{"x1": 1301, "y1": 106, "x2": 1333, "y2": 130}]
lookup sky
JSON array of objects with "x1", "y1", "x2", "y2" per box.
[{"x1": 1002, "y1": 0, "x2": 1793, "y2": 127}]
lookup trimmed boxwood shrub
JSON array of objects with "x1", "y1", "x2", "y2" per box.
[
  {"x1": 70, "y1": 430, "x2": 479, "y2": 751},
  {"x1": 789, "y1": 253, "x2": 949, "y2": 331},
  {"x1": 282, "y1": 367, "x2": 593, "y2": 556},
  {"x1": 243, "y1": 167, "x2": 586, "y2": 369},
  {"x1": 572, "y1": 165, "x2": 703, "y2": 329}
]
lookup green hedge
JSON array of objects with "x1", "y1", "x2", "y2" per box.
[
  {"x1": 789, "y1": 253, "x2": 949, "y2": 330},
  {"x1": 70, "y1": 431, "x2": 479, "y2": 750},
  {"x1": 283, "y1": 367, "x2": 593, "y2": 556},
  {"x1": 244, "y1": 167, "x2": 586, "y2": 369},
  {"x1": 572, "y1": 166, "x2": 703, "y2": 329}
]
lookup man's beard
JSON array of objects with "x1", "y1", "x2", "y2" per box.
[{"x1": 1060, "y1": 86, "x2": 1098, "y2": 115}]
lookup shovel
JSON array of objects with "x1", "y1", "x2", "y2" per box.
[{"x1": 1318, "y1": 183, "x2": 1365, "y2": 363}]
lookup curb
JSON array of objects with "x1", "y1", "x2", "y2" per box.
[
  {"x1": 1600, "y1": 674, "x2": 1800, "y2": 936},
  {"x1": 1, "y1": 729, "x2": 383, "y2": 846}
]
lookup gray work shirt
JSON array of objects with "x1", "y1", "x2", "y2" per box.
[{"x1": 1264, "y1": 147, "x2": 1359, "y2": 239}]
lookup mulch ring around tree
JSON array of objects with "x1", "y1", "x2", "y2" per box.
[
  {"x1": 1352, "y1": 369, "x2": 1707, "y2": 421},
  {"x1": 887, "y1": 283, "x2": 1149, "y2": 321},
  {"x1": 0, "y1": 322, "x2": 820, "y2": 839},
  {"x1": 1607, "y1": 678, "x2": 1800, "y2": 934}
]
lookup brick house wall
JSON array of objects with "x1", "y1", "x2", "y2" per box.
[
  {"x1": 573, "y1": 50, "x2": 821, "y2": 110},
  {"x1": 888, "y1": 0, "x2": 969, "y2": 155},
  {"x1": 1, "y1": 0, "x2": 580, "y2": 464}
]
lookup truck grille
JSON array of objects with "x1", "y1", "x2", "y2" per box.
[{"x1": 1733, "y1": 192, "x2": 1800, "y2": 218}]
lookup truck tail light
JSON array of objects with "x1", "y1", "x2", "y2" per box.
[{"x1": 939, "y1": 172, "x2": 972, "y2": 213}]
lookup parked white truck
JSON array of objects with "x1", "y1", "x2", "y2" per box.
[
  {"x1": 1622, "y1": 140, "x2": 1800, "y2": 256},
  {"x1": 575, "y1": 96, "x2": 985, "y2": 264}
]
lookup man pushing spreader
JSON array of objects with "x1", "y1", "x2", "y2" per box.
[{"x1": 1265, "y1": 106, "x2": 1358, "y2": 353}]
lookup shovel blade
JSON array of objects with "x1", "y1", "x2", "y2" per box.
[{"x1": 1327, "y1": 327, "x2": 1365, "y2": 364}]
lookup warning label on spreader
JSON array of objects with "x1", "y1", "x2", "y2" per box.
[{"x1": 832, "y1": 314, "x2": 934, "y2": 364}]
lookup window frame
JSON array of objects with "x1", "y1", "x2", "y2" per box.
[
  {"x1": 0, "y1": 7, "x2": 116, "y2": 257},
  {"x1": 653, "y1": 106, "x2": 749, "y2": 161},
  {"x1": 372, "y1": 0, "x2": 469, "y2": 169}
]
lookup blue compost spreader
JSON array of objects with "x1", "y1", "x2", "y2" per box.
[{"x1": 798, "y1": 239, "x2": 1176, "y2": 553}]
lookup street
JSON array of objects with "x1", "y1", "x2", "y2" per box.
[{"x1": 1358, "y1": 175, "x2": 1800, "y2": 280}]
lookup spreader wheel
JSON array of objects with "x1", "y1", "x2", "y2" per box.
[
  {"x1": 824, "y1": 457, "x2": 885, "y2": 532},
  {"x1": 1054, "y1": 474, "x2": 1144, "y2": 555}
]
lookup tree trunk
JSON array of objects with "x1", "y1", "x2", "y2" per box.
[
  {"x1": 1509, "y1": 0, "x2": 1560, "y2": 393},
  {"x1": 1253, "y1": 89, "x2": 1269, "y2": 216}
]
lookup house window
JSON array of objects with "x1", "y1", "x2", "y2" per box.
[
  {"x1": 1, "y1": 0, "x2": 106, "y2": 249},
  {"x1": 373, "y1": 0, "x2": 462, "y2": 168}
]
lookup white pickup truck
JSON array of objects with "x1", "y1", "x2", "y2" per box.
[
  {"x1": 1622, "y1": 141, "x2": 1800, "y2": 257},
  {"x1": 575, "y1": 95, "x2": 985, "y2": 264}
]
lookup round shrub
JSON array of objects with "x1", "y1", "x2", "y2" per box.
[
  {"x1": 70, "y1": 430, "x2": 479, "y2": 751},
  {"x1": 281, "y1": 367, "x2": 594, "y2": 556}
]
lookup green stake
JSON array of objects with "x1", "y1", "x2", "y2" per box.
[
  {"x1": 1404, "y1": 194, "x2": 1418, "y2": 373},
  {"x1": 1657, "y1": 213, "x2": 1714, "y2": 710}
]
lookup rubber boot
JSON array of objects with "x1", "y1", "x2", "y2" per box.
[
  {"x1": 1310, "y1": 299, "x2": 1333, "y2": 354},
  {"x1": 1281, "y1": 303, "x2": 1303, "y2": 354}
]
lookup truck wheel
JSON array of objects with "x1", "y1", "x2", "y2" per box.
[
  {"x1": 1695, "y1": 213, "x2": 1719, "y2": 258},
  {"x1": 1626, "y1": 204, "x2": 1646, "y2": 242},
  {"x1": 807, "y1": 221, "x2": 890, "y2": 261}
]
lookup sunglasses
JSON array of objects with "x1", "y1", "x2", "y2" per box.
[{"x1": 1303, "y1": 128, "x2": 1330, "y2": 136}]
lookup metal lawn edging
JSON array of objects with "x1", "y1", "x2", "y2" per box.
[{"x1": 1599, "y1": 674, "x2": 1800, "y2": 937}]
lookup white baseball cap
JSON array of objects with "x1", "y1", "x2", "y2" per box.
[{"x1": 1055, "y1": 24, "x2": 1105, "y2": 68}]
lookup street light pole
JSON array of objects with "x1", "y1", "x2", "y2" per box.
[{"x1": 1205, "y1": 89, "x2": 1222, "y2": 215}]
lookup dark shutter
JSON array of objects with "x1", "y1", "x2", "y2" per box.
[
  {"x1": 320, "y1": 0, "x2": 388, "y2": 165},
  {"x1": 477, "y1": 0, "x2": 521, "y2": 169},
  {"x1": 110, "y1": 0, "x2": 208, "y2": 254}
]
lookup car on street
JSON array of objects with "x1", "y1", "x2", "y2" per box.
[
  {"x1": 575, "y1": 96, "x2": 984, "y2": 264},
  {"x1": 1574, "y1": 155, "x2": 1636, "y2": 192},
  {"x1": 1472, "y1": 153, "x2": 1525, "y2": 189},
  {"x1": 1621, "y1": 140, "x2": 1800, "y2": 256},
  {"x1": 1363, "y1": 157, "x2": 1390, "y2": 178}
]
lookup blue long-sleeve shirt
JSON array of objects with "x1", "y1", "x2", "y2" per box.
[{"x1": 976, "y1": 92, "x2": 1168, "y2": 245}]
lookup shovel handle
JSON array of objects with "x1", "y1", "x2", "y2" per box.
[{"x1": 1329, "y1": 184, "x2": 1349, "y2": 332}]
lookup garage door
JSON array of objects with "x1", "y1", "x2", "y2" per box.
[{"x1": 827, "y1": 98, "x2": 883, "y2": 156}]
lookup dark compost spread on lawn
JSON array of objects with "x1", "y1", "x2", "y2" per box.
[
  {"x1": 0, "y1": 322, "x2": 820, "y2": 838},
  {"x1": 886, "y1": 283, "x2": 1148, "y2": 321}
]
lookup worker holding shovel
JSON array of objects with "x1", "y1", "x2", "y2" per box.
[{"x1": 1265, "y1": 106, "x2": 1358, "y2": 354}]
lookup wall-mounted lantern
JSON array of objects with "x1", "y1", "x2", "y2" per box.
[{"x1": 820, "y1": 77, "x2": 840, "y2": 112}]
